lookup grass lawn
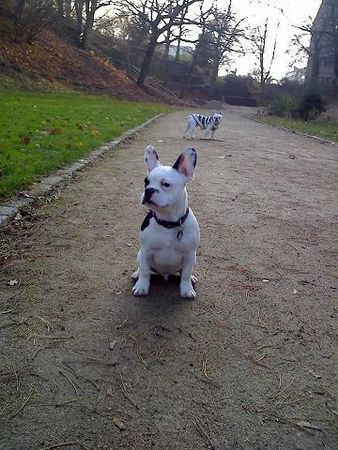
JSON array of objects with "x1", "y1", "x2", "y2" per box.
[
  {"x1": 259, "y1": 116, "x2": 338, "y2": 143},
  {"x1": 0, "y1": 92, "x2": 169, "y2": 200}
]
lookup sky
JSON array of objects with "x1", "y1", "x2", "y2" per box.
[{"x1": 226, "y1": 0, "x2": 322, "y2": 79}]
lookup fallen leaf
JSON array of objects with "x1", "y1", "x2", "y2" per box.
[
  {"x1": 20, "y1": 136, "x2": 31, "y2": 145},
  {"x1": 308, "y1": 369, "x2": 322, "y2": 379},
  {"x1": 109, "y1": 340, "x2": 118, "y2": 350},
  {"x1": 112, "y1": 417, "x2": 126, "y2": 430},
  {"x1": 50, "y1": 128, "x2": 62, "y2": 135},
  {"x1": 296, "y1": 420, "x2": 322, "y2": 432}
]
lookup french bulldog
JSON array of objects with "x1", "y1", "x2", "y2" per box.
[
  {"x1": 132, "y1": 145, "x2": 200, "y2": 298},
  {"x1": 183, "y1": 112, "x2": 223, "y2": 140}
]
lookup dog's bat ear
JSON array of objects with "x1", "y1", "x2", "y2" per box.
[
  {"x1": 172, "y1": 147, "x2": 197, "y2": 182},
  {"x1": 144, "y1": 145, "x2": 161, "y2": 172}
]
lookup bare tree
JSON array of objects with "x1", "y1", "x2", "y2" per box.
[
  {"x1": 205, "y1": 2, "x2": 246, "y2": 93},
  {"x1": 7, "y1": 0, "x2": 54, "y2": 43},
  {"x1": 73, "y1": 0, "x2": 113, "y2": 49},
  {"x1": 249, "y1": 19, "x2": 279, "y2": 101},
  {"x1": 116, "y1": 0, "x2": 202, "y2": 87}
]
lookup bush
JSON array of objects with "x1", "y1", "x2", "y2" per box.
[
  {"x1": 269, "y1": 94, "x2": 299, "y2": 117},
  {"x1": 298, "y1": 92, "x2": 325, "y2": 121}
]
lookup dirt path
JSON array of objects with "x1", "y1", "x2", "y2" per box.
[{"x1": 1, "y1": 109, "x2": 337, "y2": 450}]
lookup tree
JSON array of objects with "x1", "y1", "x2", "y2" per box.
[
  {"x1": 249, "y1": 19, "x2": 279, "y2": 102},
  {"x1": 4, "y1": 0, "x2": 54, "y2": 43},
  {"x1": 205, "y1": 2, "x2": 246, "y2": 92},
  {"x1": 116, "y1": 0, "x2": 202, "y2": 87},
  {"x1": 73, "y1": 0, "x2": 114, "y2": 49}
]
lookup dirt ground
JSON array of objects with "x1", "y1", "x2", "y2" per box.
[{"x1": 0, "y1": 109, "x2": 337, "y2": 450}]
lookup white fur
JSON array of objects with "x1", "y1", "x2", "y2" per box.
[
  {"x1": 183, "y1": 112, "x2": 223, "y2": 140},
  {"x1": 132, "y1": 145, "x2": 200, "y2": 298}
]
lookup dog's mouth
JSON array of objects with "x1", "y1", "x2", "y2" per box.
[{"x1": 142, "y1": 198, "x2": 158, "y2": 207}]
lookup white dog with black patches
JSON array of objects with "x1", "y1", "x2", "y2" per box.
[
  {"x1": 132, "y1": 145, "x2": 200, "y2": 299},
  {"x1": 183, "y1": 112, "x2": 223, "y2": 140}
]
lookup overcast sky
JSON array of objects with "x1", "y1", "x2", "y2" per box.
[{"x1": 228, "y1": 0, "x2": 322, "y2": 79}]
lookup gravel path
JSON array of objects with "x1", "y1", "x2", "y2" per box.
[{"x1": 0, "y1": 109, "x2": 337, "y2": 450}]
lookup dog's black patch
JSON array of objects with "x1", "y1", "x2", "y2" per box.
[
  {"x1": 144, "y1": 177, "x2": 150, "y2": 187},
  {"x1": 172, "y1": 154, "x2": 183, "y2": 171},
  {"x1": 141, "y1": 210, "x2": 153, "y2": 231},
  {"x1": 173, "y1": 149, "x2": 197, "y2": 171}
]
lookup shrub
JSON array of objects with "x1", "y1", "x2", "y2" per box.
[
  {"x1": 298, "y1": 92, "x2": 325, "y2": 121},
  {"x1": 269, "y1": 94, "x2": 299, "y2": 117}
]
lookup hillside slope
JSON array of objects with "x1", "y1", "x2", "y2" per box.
[{"x1": 0, "y1": 28, "x2": 181, "y2": 104}]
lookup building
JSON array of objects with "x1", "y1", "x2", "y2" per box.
[{"x1": 305, "y1": 0, "x2": 338, "y2": 96}]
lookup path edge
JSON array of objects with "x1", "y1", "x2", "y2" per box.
[
  {"x1": 249, "y1": 115, "x2": 338, "y2": 146},
  {"x1": 0, "y1": 112, "x2": 165, "y2": 228}
]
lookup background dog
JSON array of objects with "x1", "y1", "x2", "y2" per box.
[{"x1": 183, "y1": 112, "x2": 223, "y2": 140}]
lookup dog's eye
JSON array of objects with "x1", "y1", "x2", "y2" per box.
[
  {"x1": 162, "y1": 182, "x2": 170, "y2": 188},
  {"x1": 144, "y1": 177, "x2": 150, "y2": 187}
]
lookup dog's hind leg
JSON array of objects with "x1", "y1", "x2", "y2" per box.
[{"x1": 131, "y1": 269, "x2": 139, "y2": 281}]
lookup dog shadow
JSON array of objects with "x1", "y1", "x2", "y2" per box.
[{"x1": 129, "y1": 273, "x2": 196, "y2": 319}]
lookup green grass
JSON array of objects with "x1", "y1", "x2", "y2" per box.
[
  {"x1": 260, "y1": 116, "x2": 338, "y2": 143},
  {"x1": 0, "y1": 92, "x2": 168, "y2": 200}
]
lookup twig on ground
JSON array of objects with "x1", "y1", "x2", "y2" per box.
[
  {"x1": 243, "y1": 322, "x2": 269, "y2": 332},
  {"x1": 59, "y1": 370, "x2": 80, "y2": 396},
  {"x1": 31, "y1": 345, "x2": 55, "y2": 360},
  {"x1": 269, "y1": 375, "x2": 294, "y2": 399},
  {"x1": 29, "y1": 315, "x2": 53, "y2": 333},
  {"x1": 11, "y1": 362, "x2": 19, "y2": 392},
  {"x1": 61, "y1": 362, "x2": 100, "y2": 391},
  {"x1": 128, "y1": 335, "x2": 147, "y2": 368},
  {"x1": 36, "y1": 334, "x2": 73, "y2": 340},
  {"x1": 119, "y1": 372, "x2": 138, "y2": 409},
  {"x1": 72, "y1": 351, "x2": 117, "y2": 366},
  {"x1": 193, "y1": 417, "x2": 215, "y2": 449},
  {"x1": 202, "y1": 357, "x2": 212, "y2": 382},
  {"x1": 41, "y1": 442, "x2": 81, "y2": 450},
  {"x1": 117, "y1": 318, "x2": 128, "y2": 330},
  {"x1": 4, "y1": 384, "x2": 35, "y2": 421}
]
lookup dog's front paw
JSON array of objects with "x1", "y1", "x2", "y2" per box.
[
  {"x1": 180, "y1": 281, "x2": 196, "y2": 299},
  {"x1": 132, "y1": 279, "x2": 150, "y2": 296}
]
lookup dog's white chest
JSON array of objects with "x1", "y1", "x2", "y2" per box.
[{"x1": 141, "y1": 217, "x2": 198, "y2": 277}]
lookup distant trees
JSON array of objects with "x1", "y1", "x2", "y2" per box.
[
  {"x1": 205, "y1": 2, "x2": 245, "y2": 94},
  {"x1": 0, "y1": 0, "x2": 113, "y2": 48},
  {"x1": 179, "y1": 1, "x2": 246, "y2": 98},
  {"x1": 74, "y1": 0, "x2": 114, "y2": 49},
  {"x1": 1, "y1": 0, "x2": 54, "y2": 43},
  {"x1": 249, "y1": 19, "x2": 279, "y2": 101},
  {"x1": 115, "y1": 0, "x2": 203, "y2": 87}
]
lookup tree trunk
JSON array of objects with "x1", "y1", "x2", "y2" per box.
[
  {"x1": 179, "y1": 49, "x2": 198, "y2": 98},
  {"x1": 56, "y1": 0, "x2": 64, "y2": 16},
  {"x1": 164, "y1": 30, "x2": 171, "y2": 59},
  {"x1": 137, "y1": 37, "x2": 157, "y2": 87},
  {"x1": 80, "y1": 10, "x2": 95, "y2": 49},
  {"x1": 74, "y1": 0, "x2": 84, "y2": 46}
]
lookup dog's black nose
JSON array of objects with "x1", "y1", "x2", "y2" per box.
[{"x1": 143, "y1": 187, "x2": 156, "y2": 202}]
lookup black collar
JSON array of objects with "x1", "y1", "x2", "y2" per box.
[{"x1": 153, "y1": 207, "x2": 190, "y2": 229}]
